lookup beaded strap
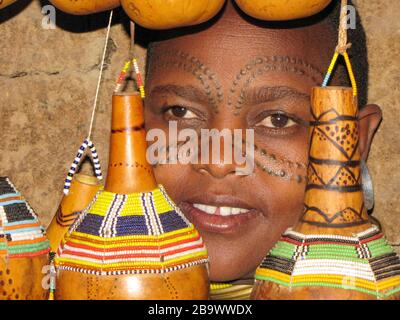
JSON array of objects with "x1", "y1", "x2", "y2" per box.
[
  {"x1": 132, "y1": 58, "x2": 145, "y2": 98},
  {"x1": 322, "y1": 51, "x2": 357, "y2": 97},
  {"x1": 114, "y1": 60, "x2": 131, "y2": 93},
  {"x1": 63, "y1": 138, "x2": 103, "y2": 195},
  {"x1": 62, "y1": 12, "x2": 112, "y2": 196},
  {"x1": 321, "y1": 0, "x2": 357, "y2": 97},
  {"x1": 114, "y1": 58, "x2": 145, "y2": 99}
]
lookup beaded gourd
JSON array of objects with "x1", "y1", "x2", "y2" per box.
[
  {"x1": 251, "y1": 87, "x2": 400, "y2": 300},
  {"x1": 0, "y1": 177, "x2": 50, "y2": 300},
  {"x1": 54, "y1": 93, "x2": 209, "y2": 300}
]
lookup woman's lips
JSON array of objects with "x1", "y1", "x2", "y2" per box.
[{"x1": 179, "y1": 201, "x2": 260, "y2": 234}]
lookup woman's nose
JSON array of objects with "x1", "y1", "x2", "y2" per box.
[
  {"x1": 192, "y1": 138, "x2": 241, "y2": 179},
  {"x1": 194, "y1": 161, "x2": 238, "y2": 179}
]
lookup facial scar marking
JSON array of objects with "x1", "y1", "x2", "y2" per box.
[
  {"x1": 229, "y1": 56, "x2": 324, "y2": 116},
  {"x1": 149, "y1": 50, "x2": 223, "y2": 114}
]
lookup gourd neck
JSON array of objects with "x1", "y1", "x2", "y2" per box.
[
  {"x1": 295, "y1": 86, "x2": 371, "y2": 235},
  {"x1": 105, "y1": 93, "x2": 157, "y2": 194}
]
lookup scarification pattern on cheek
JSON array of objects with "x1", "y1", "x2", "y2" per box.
[
  {"x1": 150, "y1": 50, "x2": 223, "y2": 114},
  {"x1": 253, "y1": 143, "x2": 308, "y2": 184},
  {"x1": 152, "y1": 136, "x2": 308, "y2": 184},
  {"x1": 228, "y1": 56, "x2": 324, "y2": 116}
]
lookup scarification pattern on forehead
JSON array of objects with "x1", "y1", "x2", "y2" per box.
[
  {"x1": 228, "y1": 56, "x2": 324, "y2": 116},
  {"x1": 149, "y1": 50, "x2": 223, "y2": 114}
]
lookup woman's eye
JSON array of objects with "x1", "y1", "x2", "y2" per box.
[
  {"x1": 257, "y1": 113, "x2": 297, "y2": 129},
  {"x1": 165, "y1": 106, "x2": 197, "y2": 119}
]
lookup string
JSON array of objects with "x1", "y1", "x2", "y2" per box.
[
  {"x1": 336, "y1": 0, "x2": 349, "y2": 54},
  {"x1": 322, "y1": 0, "x2": 357, "y2": 97},
  {"x1": 63, "y1": 11, "x2": 113, "y2": 195},
  {"x1": 87, "y1": 10, "x2": 114, "y2": 141}
]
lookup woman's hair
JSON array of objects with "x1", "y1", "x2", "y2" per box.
[{"x1": 141, "y1": 0, "x2": 368, "y2": 106}]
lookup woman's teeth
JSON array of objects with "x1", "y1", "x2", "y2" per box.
[{"x1": 192, "y1": 204, "x2": 249, "y2": 216}]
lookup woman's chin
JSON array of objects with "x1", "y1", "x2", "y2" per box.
[
  {"x1": 177, "y1": 202, "x2": 268, "y2": 281},
  {"x1": 207, "y1": 255, "x2": 257, "y2": 282}
]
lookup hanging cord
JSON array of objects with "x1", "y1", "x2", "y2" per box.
[
  {"x1": 322, "y1": 0, "x2": 357, "y2": 97},
  {"x1": 63, "y1": 11, "x2": 113, "y2": 195},
  {"x1": 114, "y1": 21, "x2": 145, "y2": 98},
  {"x1": 87, "y1": 10, "x2": 114, "y2": 140}
]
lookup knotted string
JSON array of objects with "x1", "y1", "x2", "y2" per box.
[
  {"x1": 322, "y1": 0, "x2": 357, "y2": 97},
  {"x1": 114, "y1": 21, "x2": 145, "y2": 97},
  {"x1": 63, "y1": 11, "x2": 113, "y2": 195}
]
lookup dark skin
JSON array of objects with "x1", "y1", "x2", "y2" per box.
[{"x1": 144, "y1": 3, "x2": 382, "y2": 282}]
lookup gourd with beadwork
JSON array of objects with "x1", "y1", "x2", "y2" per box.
[
  {"x1": 0, "y1": 177, "x2": 50, "y2": 300},
  {"x1": 251, "y1": 0, "x2": 400, "y2": 300},
  {"x1": 49, "y1": 0, "x2": 120, "y2": 15},
  {"x1": 251, "y1": 86, "x2": 400, "y2": 300},
  {"x1": 234, "y1": 0, "x2": 332, "y2": 21},
  {"x1": 54, "y1": 92, "x2": 209, "y2": 299},
  {"x1": 121, "y1": 0, "x2": 225, "y2": 29}
]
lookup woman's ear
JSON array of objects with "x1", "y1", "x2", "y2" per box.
[{"x1": 358, "y1": 104, "x2": 382, "y2": 161}]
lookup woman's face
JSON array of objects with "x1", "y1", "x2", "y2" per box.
[{"x1": 144, "y1": 7, "x2": 337, "y2": 281}]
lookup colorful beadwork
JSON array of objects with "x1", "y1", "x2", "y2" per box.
[
  {"x1": 133, "y1": 58, "x2": 145, "y2": 99},
  {"x1": 210, "y1": 283, "x2": 253, "y2": 300},
  {"x1": 322, "y1": 51, "x2": 358, "y2": 97},
  {"x1": 55, "y1": 185, "x2": 208, "y2": 275},
  {"x1": 63, "y1": 139, "x2": 103, "y2": 195},
  {"x1": 115, "y1": 60, "x2": 132, "y2": 92},
  {"x1": 0, "y1": 177, "x2": 50, "y2": 258},
  {"x1": 115, "y1": 58, "x2": 145, "y2": 98},
  {"x1": 255, "y1": 225, "x2": 400, "y2": 299}
]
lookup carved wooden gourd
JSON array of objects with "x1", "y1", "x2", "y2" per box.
[
  {"x1": 48, "y1": 0, "x2": 120, "y2": 15},
  {"x1": 235, "y1": 0, "x2": 332, "y2": 21},
  {"x1": 55, "y1": 93, "x2": 209, "y2": 300},
  {"x1": 0, "y1": 0, "x2": 18, "y2": 10},
  {"x1": 47, "y1": 174, "x2": 102, "y2": 254},
  {"x1": 120, "y1": 0, "x2": 225, "y2": 29},
  {"x1": 0, "y1": 177, "x2": 50, "y2": 300},
  {"x1": 252, "y1": 87, "x2": 400, "y2": 300}
]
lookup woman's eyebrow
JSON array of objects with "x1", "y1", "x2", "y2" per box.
[
  {"x1": 243, "y1": 86, "x2": 310, "y2": 105},
  {"x1": 149, "y1": 84, "x2": 211, "y2": 104}
]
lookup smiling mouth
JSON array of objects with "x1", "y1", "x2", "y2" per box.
[{"x1": 179, "y1": 201, "x2": 260, "y2": 234}]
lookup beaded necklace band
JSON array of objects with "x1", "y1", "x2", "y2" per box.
[
  {"x1": 210, "y1": 281, "x2": 254, "y2": 300},
  {"x1": 0, "y1": 177, "x2": 49, "y2": 258},
  {"x1": 55, "y1": 185, "x2": 208, "y2": 275},
  {"x1": 255, "y1": 226, "x2": 400, "y2": 299}
]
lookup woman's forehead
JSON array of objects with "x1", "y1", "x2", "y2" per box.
[
  {"x1": 147, "y1": 30, "x2": 331, "y2": 102},
  {"x1": 148, "y1": 20, "x2": 333, "y2": 82}
]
